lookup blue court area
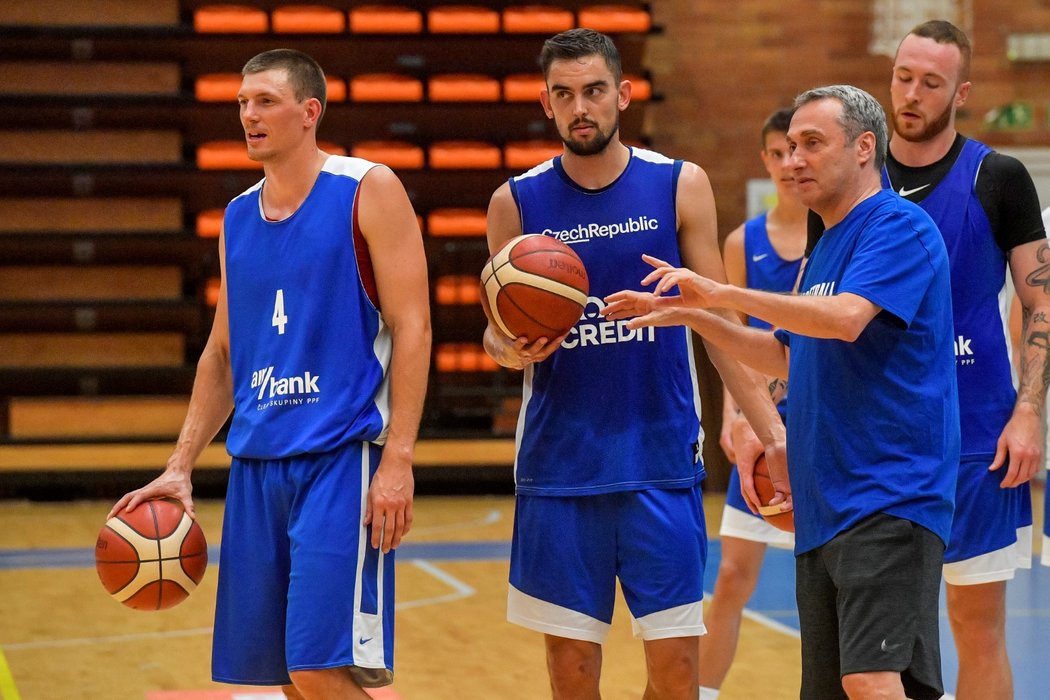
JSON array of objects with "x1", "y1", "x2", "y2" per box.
[{"x1": 2, "y1": 539, "x2": 1047, "y2": 698}]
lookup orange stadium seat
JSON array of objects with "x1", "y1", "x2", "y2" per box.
[
  {"x1": 504, "y1": 140, "x2": 562, "y2": 169},
  {"x1": 577, "y1": 5, "x2": 652, "y2": 33},
  {"x1": 349, "y1": 5, "x2": 423, "y2": 33},
  {"x1": 435, "y1": 275, "x2": 482, "y2": 305},
  {"x1": 427, "y1": 5, "x2": 500, "y2": 34},
  {"x1": 428, "y1": 141, "x2": 501, "y2": 169},
  {"x1": 194, "y1": 74, "x2": 242, "y2": 102},
  {"x1": 427, "y1": 207, "x2": 488, "y2": 236},
  {"x1": 204, "y1": 277, "x2": 221, "y2": 307},
  {"x1": 195, "y1": 73, "x2": 346, "y2": 102},
  {"x1": 350, "y1": 140, "x2": 424, "y2": 170},
  {"x1": 428, "y1": 74, "x2": 501, "y2": 102},
  {"x1": 193, "y1": 5, "x2": 268, "y2": 33},
  {"x1": 197, "y1": 140, "x2": 345, "y2": 169},
  {"x1": 625, "y1": 74, "x2": 651, "y2": 101},
  {"x1": 196, "y1": 140, "x2": 259, "y2": 170},
  {"x1": 502, "y1": 5, "x2": 574, "y2": 33},
  {"x1": 196, "y1": 209, "x2": 224, "y2": 238},
  {"x1": 502, "y1": 73, "x2": 546, "y2": 102},
  {"x1": 349, "y1": 74, "x2": 424, "y2": 102},
  {"x1": 435, "y1": 343, "x2": 498, "y2": 372},
  {"x1": 271, "y1": 5, "x2": 346, "y2": 33}
]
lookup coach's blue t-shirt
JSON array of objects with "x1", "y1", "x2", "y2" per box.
[
  {"x1": 775, "y1": 189, "x2": 959, "y2": 554},
  {"x1": 223, "y1": 156, "x2": 391, "y2": 459},
  {"x1": 508, "y1": 148, "x2": 704, "y2": 496}
]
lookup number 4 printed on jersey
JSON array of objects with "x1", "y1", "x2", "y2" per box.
[{"x1": 272, "y1": 289, "x2": 288, "y2": 335}]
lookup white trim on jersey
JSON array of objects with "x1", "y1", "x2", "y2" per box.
[
  {"x1": 507, "y1": 584, "x2": 611, "y2": 643},
  {"x1": 683, "y1": 327, "x2": 704, "y2": 460},
  {"x1": 942, "y1": 524, "x2": 1033, "y2": 585},
  {"x1": 630, "y1": 600, "x2": 706, "y2": 641},
  {"x1": 352, "y1": 447, "x2": 388, "y2": 670},
  {"x1": 630, "y1": 147, "x2": 674, "y2": 165},
  {"x1": 372, "y1": 317, "x2": 393, "y2": 445},
  {"x1": 512, "y1": 158, "x2": 556, "y2": 182},
  {"x1": 1042, "y1": 533, "x2": 1049, "y2": 567},
  {"x1": 719, "y1": 504, "x2": 795, "y2": 548},
  {"x1": 513, "y1": 364, "x2": 535, "y2": 484},
  {"x1": 323, "y1": 154, "x2": 379, "y2": 180}
]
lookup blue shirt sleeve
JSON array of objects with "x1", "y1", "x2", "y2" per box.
[{"x1": 837, "y1": 205, "x2": 938, "y2": 328}]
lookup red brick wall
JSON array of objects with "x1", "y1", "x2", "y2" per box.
[{"x1": 643, "y1": 0, "x2": 1050, "y2": 486}]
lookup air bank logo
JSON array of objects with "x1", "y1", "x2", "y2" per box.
[
  {"x1": 250, "y1": 366, "x2": 321, "y2": 409},
  {"x1": 954, "y1": 334, "x2": 975, "y2": 366},
  {"x1": 562, "y1": 297, "x2": 656, "y2": 349},
  {"x1": 544, "y1": 215, "x2": 658, "y2": 245}
]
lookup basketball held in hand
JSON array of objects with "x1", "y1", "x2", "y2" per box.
[
  {"x1": 95, "y1": 498, "x2": 208, "y2": 610},
  {"x1": 753, "y1": 455, "x2": 794, "y2": 533},
  {"x1": 480, "y1": 234, "x2": 589, "y2": 342}
]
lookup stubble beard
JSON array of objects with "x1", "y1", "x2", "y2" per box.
[{"x1": 891, "y1": 101, "x2": 953, "y2": 143}]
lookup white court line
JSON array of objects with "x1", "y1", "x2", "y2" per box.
[
  {"x1": 2, "y1": 627, "x2": 213, "y2": 651},
  {"x1": 408, "y1": 509, "x2": 503, "y2": 536},
  {"x1": 396, "y1": 560, "x2": 476, "y2": 610},
  {"x1": 3, "y1": 562, "x2": 475, "y2": 651},
  {"x1": 740, "y1": 608, "x2": 800, "y2": 639}
]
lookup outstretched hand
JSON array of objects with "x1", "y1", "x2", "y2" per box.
[{"x1": 638, "y1": 254, "x2": 723, "y2": 309}]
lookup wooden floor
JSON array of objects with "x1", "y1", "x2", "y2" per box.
[{"x1": 0, "y1": 493, "x2": 802, "y2": 700}]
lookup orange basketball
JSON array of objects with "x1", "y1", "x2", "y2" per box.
[
  {"x1": 754, "y1": 455, "x2": 794, "y2": 533},
  {"x1": 95, "y1": 498, "x2": 208, "y2": 610},
  {"x1": 480, "y1": 234, "x2": 589, "y2": 342}
]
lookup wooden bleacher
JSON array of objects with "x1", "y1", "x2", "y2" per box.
[{"x1": 0, "y1": 0, "x2": 657, "y2": 479}]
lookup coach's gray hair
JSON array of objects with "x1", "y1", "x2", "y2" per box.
[{"x1": 794, "y1": 85, "x2": 888, "y2": 170}]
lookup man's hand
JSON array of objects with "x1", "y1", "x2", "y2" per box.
[
  {"x1": 638, "y1": 254, "x2": 725, "y2": 309},
  {"x1": 989, "y1": 404, "x2": 1043, "y2": 488},
  {"x1": 107, "y1": 461, "x2": 195, "y2": 520},
  {"x1": 365, "y1": 453, "x2": 414, "y2": 553}
]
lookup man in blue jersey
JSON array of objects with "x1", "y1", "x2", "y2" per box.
[
  {"x1": 606, "y1": 85, "x2": 959, "y2": 700},
  {"x1": 699, "y1": 107, "x2": 803, "y2": 700},
  {"x1": 883, "y1": 22, "x2": 1049, "y2": 699},
  {"x1": 108, "y1": 49, "x2": 430, "y2": 699},
  {"x1": 482, "y1": 29, "x2": 787, "y2": 699}
]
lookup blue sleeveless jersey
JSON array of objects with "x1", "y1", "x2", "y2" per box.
[
  {"x1": 743, "y1": 213, "x2": 802, "y2": 418},
  {"x1": 882, "y1": 139, "x2": 1014, "y2": 458},
  {"x1": 509, "y1": 148, "x2": 704, "y2": 495},
  {"x1": 223, "y1": 156, "x2": 391, "y2": 459}
]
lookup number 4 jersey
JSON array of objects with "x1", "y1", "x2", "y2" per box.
[{"x1": 223, "y1": 156, "x2": 392, "y2": 459}]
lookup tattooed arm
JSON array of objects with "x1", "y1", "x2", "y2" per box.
[{"x1": 995, "y1": 239, "x2": 1050, "y2": 487}]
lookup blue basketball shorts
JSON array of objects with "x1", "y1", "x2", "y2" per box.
[
  {"x1": 1042, "y1": 469, "x2": 1049, "y2": 567},
  {"x1": 212, "y1": 442, "x2": 395, "y2": 687},
  {"x1": 943, "y1": 457, "x2": 1032, "y2": 585},
  {"x1": 508, "y1": 486, "x2": 706, "y2": 643},
  {"x1": 720, "y1": 466, "x2": 794, "y2": 548}
]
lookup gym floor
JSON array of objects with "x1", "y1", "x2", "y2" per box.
[{"x1": 0, "y1": 487, "x2": 1044, "y2": 699}]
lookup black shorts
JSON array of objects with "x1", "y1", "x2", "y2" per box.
[{"x1": 795, "y1": 513, "x2": 944, "y2": 700}]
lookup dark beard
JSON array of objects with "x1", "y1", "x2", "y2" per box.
[
  {"x1": 892, "y1": 102, "x2": 952, "y2": 143},
  {"x1": 563, "y1": 119, "x2": 619, "y2": 156}
]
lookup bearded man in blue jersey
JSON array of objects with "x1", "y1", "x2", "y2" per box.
[
  {"x1": 606, "y1": 85, "x2": 960, "y2": 700},
  {"x1": 883, "y1": 22, "x2": 1049, "y2": 700},
  {"x1": 483, "y1": 29, "x2": 787, "y2": 699}
]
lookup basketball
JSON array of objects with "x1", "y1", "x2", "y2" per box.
[
  {"x1": 753, "y1": 455, "x2": 794, "y2": 533},
  {"x1": 480, "y1": 234, "x2": 589, "y2": 342},
  {"x1": 95, "y1": 498, "x2": 208, "y2": 610}
]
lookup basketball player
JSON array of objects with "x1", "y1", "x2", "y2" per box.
[
  {"x1": 482, "y1": 29, "x2": 787, "y2": 699},
  {"x1": 883, "y1": 22, "x2": 1049, "y2": 699},
  {"x1": 606, "y1": 85, "x2": 959, "y2": 700},
  {"x1": 107, "y1": 49, "x2": 430, "y2": 699},
  {"x1": 699, "y1": 107, "x2": 803, "y2": 700}
]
